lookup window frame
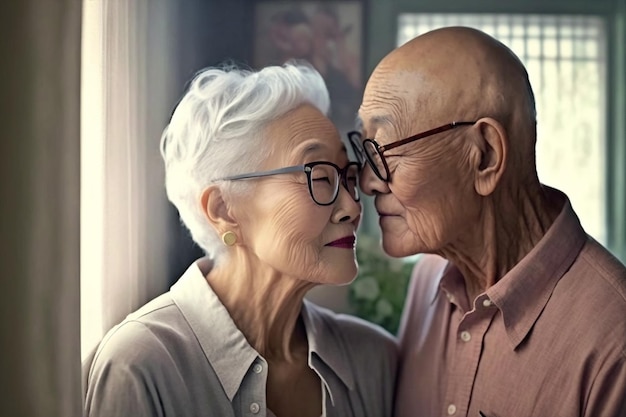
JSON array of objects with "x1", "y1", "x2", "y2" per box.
[{"x1": 362, "y1": 0, "x2": 626, "y2": 262}]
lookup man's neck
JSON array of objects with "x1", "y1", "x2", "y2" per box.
[{"x1": 441, "y1": 184, "x2": 562, "y2": 303}]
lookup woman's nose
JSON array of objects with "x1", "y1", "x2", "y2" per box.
[{"x1": 333, "y1": 186, "x2": 362, "y2": 223}]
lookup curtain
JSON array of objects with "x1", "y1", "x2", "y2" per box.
[
  {"x1": 81, "y1": 0, "x2": 180, "y2": 359},
  {"x1": 0, "y1": 0, "x2": 82, "y2": 416}
]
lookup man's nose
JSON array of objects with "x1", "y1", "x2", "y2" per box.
[{"x1": 360, "y1": 163, "x2": 390, "y2": 195}]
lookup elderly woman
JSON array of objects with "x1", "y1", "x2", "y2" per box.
[{"x1": 83, "y1": 63, "x2": 397, "y2": 417}]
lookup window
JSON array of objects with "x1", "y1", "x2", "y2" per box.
[{"x1": 398, "y1": 14, "x2": 608, "y2": 243}]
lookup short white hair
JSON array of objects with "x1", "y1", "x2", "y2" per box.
[{"x1": 160, "y1": 62, "x2": 330, "y2": 260}]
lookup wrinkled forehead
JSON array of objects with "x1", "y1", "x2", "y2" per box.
[
  {"x1": 264, "y1": 104, "x2": 347, "y2": 163},
  {"x1": 358, "y1": 70, "x2": 433, "y2": 135}
]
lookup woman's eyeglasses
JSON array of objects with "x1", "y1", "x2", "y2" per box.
[{"x1": 214, "y1": 161, "x2": 361, "y2": 206}]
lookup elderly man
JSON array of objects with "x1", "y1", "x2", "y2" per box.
[{"x1": 350, "y1": 27, "x2": 626, "y2": 417}]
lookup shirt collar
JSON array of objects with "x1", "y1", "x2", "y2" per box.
[
  {"x1": 487, "y1": 188, "x2": 587, "y2": 348},
  {"x1": 429, "y1": 261, "x2": 455, "y2": 305},
  {"x1": 170, "y1": 258, "x2": 259, "y2": 401},
  {"x1": 434, "y1": 187, "x2": 587, "y2": 349},
  {"x1": 301, "y1": 299, "x2": 356, "y2": 404},
  {"x1": 170, "y1": 259, "x2": 356, "y2": 404}
]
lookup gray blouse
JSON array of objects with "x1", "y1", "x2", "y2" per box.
[{"x1": 83, "y1": 259, "x2": 397, "y2": 417}]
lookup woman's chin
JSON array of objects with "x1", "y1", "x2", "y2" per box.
[{"x1": 319, "y1": 263, "x2": 358, "y2": 286}]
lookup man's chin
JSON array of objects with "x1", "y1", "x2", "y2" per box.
[{"x1": 381, "y1": 236, "x2": 418, "y2": 258}]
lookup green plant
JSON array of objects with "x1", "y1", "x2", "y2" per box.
[{"x1": 348, "y1": 234, "x2": 417, "y2": 335}]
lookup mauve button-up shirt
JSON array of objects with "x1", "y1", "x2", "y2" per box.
[
  {"x1": 395, "y1": 188, "x2": 626, "y2": 417},
  {"x1": 84, "y1": 259, "x2": 397, "y2": 417}
]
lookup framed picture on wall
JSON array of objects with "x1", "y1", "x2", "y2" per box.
[{"x1": 253, "y1": 1, "x2": 364, "y2": 134}]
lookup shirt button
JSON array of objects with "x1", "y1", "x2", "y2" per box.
[
  {"x1": 482, "y1": 299, "x2": 492, "y2": 307},
  {"x1": 252, "y1": 363, "x2": 263, "y2": 374},
  {"x1": 447, "y1": 404, "x2": 457, "y2": 415},
  {"x1": 460, "y1": 331, "x2": 471, "y2": 342},
  {"x1": 249, "y1": 402, "x2": 260, "y2": 414}
]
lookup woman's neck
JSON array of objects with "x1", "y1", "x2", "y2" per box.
[{"x1": 206, "y1": 250, "x2": 315, "y2": 362}]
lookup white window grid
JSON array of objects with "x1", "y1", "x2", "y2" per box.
[{"x1": 398, "y1": 14, "x2": 607, "y2": 243}]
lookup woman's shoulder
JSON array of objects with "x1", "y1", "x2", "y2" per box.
[
  {"x1": 83, "y1": 294, "x2": 216, "y2": 417},
  {"x1": 86, "y1": 293, "x2": 188, "y2": 371},
  {"x1": 304, "y1": 301, "x2": 397, "y2": 355},
  {"x1": 304, "y1": 301, "x2": 397, "y2": 412}
]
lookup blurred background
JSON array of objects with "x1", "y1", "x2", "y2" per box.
[{"x1": 2, "y1": 0, "x2": 624, "y2": 415}]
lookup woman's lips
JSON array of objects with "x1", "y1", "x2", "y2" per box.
[{"x1": 325, "y1": 236, "x2": 356, "y2": 248}]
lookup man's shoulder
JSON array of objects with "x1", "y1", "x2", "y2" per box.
[
  {"x1": 411, "y1": 253, "x2": 448, "y2": 275},
  {"x1": 564, "y1": 239, "x2": 626, "y2": 314},
  {"x1": 555, "y1": 239, "x2": 626, "y2": 350},
  {"x1": 406, "y1": 254, "x2": 448, "y2": 300},
  {"x1": 578, "y1": 238, "x2": 626, "y2": 295}
]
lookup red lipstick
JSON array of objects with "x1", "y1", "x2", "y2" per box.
[{"x1": 326, "y1": 236, "x2": 356, "y2": 248}]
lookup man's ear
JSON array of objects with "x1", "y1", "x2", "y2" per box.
[
  {"x1": 200, "y1": 185, "x2": 238, "y2": 234},
  {"x1": 472, "y1": 118, "x2": 507, "y2": 196}
]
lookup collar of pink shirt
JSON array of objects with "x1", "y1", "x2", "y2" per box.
[{"x1": 434, "y1": 186, "x2": 587, "y2": 349}]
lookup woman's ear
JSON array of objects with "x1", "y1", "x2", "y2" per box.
[
  {"x1": 200, "y1": 185, "x2": 238, "y2": 234},
  {"x1": 472, "y1": 118, "x2": 507, "y2": 196}
]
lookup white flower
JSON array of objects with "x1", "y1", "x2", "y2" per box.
[
  {"x1": 352, "y1": 276, "x2": 380, "y2": 300},
  {"x1": 375, "y1": 298, "x2": 394, "y2": 319}
]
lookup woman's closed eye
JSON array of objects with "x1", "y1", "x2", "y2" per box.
[{"x1": 312, "y1": 176, "x2": 332, "y2": 185}]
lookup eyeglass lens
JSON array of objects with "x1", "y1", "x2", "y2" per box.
[
  {"x1": 362, "y1": 141, "x2": 387, "y2": 180},
  {"x1": 309, "y1": 164, "x2": 359, "y2": 205},
  {"x1": 349, "y1": 135, "x2": 366, "y2": 167}
]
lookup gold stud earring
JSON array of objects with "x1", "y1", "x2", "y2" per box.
[{"x1": 221, "y1": 231, "x2": 237, "y2": 246}]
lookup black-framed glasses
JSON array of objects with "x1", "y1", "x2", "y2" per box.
[
  {"x1": 348, "y1": 121, "x2": 477, "y2": 182},
  {"x1": 214, "y1": 161, "x2": 361, "y2": 206}
]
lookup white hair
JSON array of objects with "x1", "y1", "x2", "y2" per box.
[{"x1": 160, "y1": 62, "x2": 330, "y2": 261}]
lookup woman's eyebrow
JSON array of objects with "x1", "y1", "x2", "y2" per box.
[
  {"x1": 296, "y1": 141, "x2": 325, "y2": 157},
  {"x1": 291, "y1": 140, "x2": 347, "y2": 160}
]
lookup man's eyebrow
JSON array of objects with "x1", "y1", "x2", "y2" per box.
[
  {"x1": 357, "y1": 113, "x2": 395, "y2": 131},
  {"x1": 371, "y1": 115, "x2": 395, "y2": 128}
]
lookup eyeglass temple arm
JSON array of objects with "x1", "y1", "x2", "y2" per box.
[
  {"x1": 381, "y1": 121, "x2": 477, "y2": 152},
  {"x1": 217, "y1": 165, "x2": 306, "y2": 181}
]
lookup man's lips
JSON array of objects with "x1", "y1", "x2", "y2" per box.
[
  {"x1": 375, "y1": 204, "x2": 396, "y2": 217},
  {"x1": 325, "y1": 236, "x2": 356, "y2": 248}
]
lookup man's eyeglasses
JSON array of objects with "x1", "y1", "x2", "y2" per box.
[
  {"x1": 347, "y1": 121, "x2": 477, "y2": 182},
  {"x1": 214, "y1": 161, "x2": 361, "y2": 206}
]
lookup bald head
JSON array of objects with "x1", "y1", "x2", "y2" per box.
[
  {"x1": 361, "y1": 26, "x2": 537, "y2": 183},
  {"x1": 369, "y1": 27, "x2": 534, "y2": 126}
]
